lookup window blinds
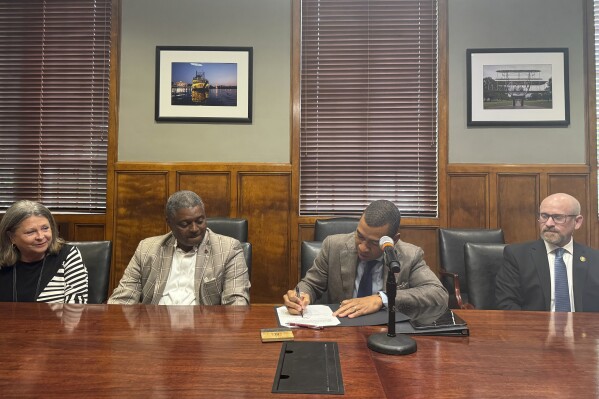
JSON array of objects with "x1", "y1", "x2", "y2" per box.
[
  {"x1": 0, "y1": 0, "x2": 112, "y2": 212},
  {"x1": 299, "y1": 0, "x2": 438, "y2": 217}
]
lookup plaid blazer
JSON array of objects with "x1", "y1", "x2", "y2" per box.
[{"x1": 108, "y1": 229, "x2": 250, "y2": 305}]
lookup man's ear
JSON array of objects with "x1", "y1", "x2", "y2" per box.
[
  {"x1": 574, "y1": 215, "x2": 584, "y2": 230},
  {"x1": 392, "y1": 232, "x2": 401, "y2": 243}
]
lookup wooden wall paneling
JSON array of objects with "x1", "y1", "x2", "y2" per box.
[
  {"x1": 290, "y1": 0, "x2": 302, "y2": 286},
  {"x1": 298, "y1": 225, "x2": 315, "y2": 242},
  {"x1": 53, "y1": 214, "x2": 106, "y2": 242},
  {"x1": 497, "y1": 174, "x2": 539, "y2": 244},
  {"x1": 56, "y1": 222, "x2": 77, "y2": 242},
  {"x1": 177, "y1": 172, "x2": 232, "y2": 217},
  {"x1": 400, "y1": 227, "x2": 439, "y2": 275},
  {"x1": 56, "y1": 223, "x2": 70, "y2": 240},
  {"x1": 103, "y1": 0, "x2": 120, "y2": 276},
  {"x1": 447, "y1": 173, "x2": 488, "y2": 228},
  {"x1": 112, "y1": 171, "x2": 169, "y2": 289},
  {"x1": 548, "y1": 173, "x2": 591, "y2": 245},
  {"x1": 238, "y1": 172, "x2": 291, "y2": 303},
  {"x1": 73, "y1": 224, "x2": 106, "y2": 242},
  {"x1": 488, "y1": 171, "x2": 499, "y2": 227},
  {"x1": 436, "y1": 0, "x2": 449, "y2": 228}
]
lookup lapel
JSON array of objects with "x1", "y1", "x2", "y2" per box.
[
  {"x1": 531, "y1": 240, "x2": 551, "y2": 310},
  {"x1": 194, "y1": 232, "x2": 211, "y2": 302},
  {"x1": 572, "y1": 242, "x2": 590, "y2": 312},
  {"x1": 339, "y1": 234, "x2": 359, "y2": 298},
  {"x1": 152, "y1": 235, "x2": 176, "y2": 304}
]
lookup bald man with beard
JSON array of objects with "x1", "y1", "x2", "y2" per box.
[{"x1": 496, "y1": 193, "x2": 599, "y2": 312}]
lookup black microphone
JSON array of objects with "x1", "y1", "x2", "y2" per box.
[
  {"x1": 368, "y1": 235, "x2": 416, "y2": 355},
  {"x1": 379, "y1": 236, "x2": 400, "y2": 273}
]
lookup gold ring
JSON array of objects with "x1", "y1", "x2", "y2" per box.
[{"x1": 353, "y1": 306, "x2": 357, "y2": 312}]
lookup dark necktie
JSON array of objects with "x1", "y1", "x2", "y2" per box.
[
  {"x1": 357, "y1": 260, "x2": 378, "y2": 298},
  {"x1": 554, "y1": 248, "x2": 571, "y2": 312}
]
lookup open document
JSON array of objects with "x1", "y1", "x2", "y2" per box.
[{"x1": 276, "y1": 305, "x2": 341, "y2": 328}]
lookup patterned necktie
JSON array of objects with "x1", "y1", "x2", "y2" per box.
[
  {"x1": 554, "y1": 248, "x2": 571, "y2": 312},
  {"x1": 357, "y1": 260, "x2": 378, "y2": 298}
]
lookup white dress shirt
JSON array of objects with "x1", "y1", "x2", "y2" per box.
[{"x1": 159, "y1": 243, "x2": 198, "y2": 305}]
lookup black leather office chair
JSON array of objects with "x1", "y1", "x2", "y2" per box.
[
  {"x1": 464, "y1": 242, "x2": 507, "y2": 310},
  {"x1": 206, "y1": 217, "x2": 248, "y2": 242},
  {"x1": 206, "y1": 218, "x2": 251, "y2": 278},
  {"x1": 300, "y1": 240, "x2": 329, "y2": 304},
  {"x1": 297, "y1": 217, "x2": 358, "y2": 305},
  {"x1": 68, "y1": 241, "x2": 112, "y2": 304},
  {"x1": 438, "y1": 228, "x2": 504, "y2": 309},
  {"x1": 240, "y1": 241, "x2": 252, "y2": 279},
  {"x1": 314, "y1": 217, "x2": 359, "y2": 241}
]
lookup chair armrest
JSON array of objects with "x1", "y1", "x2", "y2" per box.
[{"x1": 439, "y1": 269, "x2": 466, "y2": 309}]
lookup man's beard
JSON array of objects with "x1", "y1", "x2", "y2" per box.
[{"x1": 542, "y1": 229, "x2": 563, "y2": 245}]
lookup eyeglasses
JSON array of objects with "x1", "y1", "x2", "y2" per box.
[{"x1": 537, "y1": 213, "x2": 578, "y2": 224}]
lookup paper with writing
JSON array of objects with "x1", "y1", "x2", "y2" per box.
[{"x1": 276, "y1": 305, "x2": 340, "y2": 327}]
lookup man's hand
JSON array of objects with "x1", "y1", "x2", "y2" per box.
[
  {"x1": 333, "y1": 295, "x2": 383, "y2": 318},
  {"x1": 283, "y1": 289, "x2": 311, "y2": 315}
]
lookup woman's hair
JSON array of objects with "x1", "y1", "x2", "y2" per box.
[{"x1": 0, "y1": 200, "x2": 64, "y2": 267}]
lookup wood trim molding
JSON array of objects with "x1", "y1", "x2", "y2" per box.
[
  {"x1": 105, "y1": 0, "x2": 121, "y2": 243},
  {"x1": 584, "y1": 0, "x2": 599, "y2": 248},
  {"x1": 447, "y1": 164, "x2": 591, "y2": 173}
]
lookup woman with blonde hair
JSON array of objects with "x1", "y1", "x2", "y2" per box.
[{"x1": 0, "y1": 200, "x2": 88, "y2": 303}]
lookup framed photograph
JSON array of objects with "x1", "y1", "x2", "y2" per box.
[
  {"x1": 155, "y1": 46, "x2": 252, "y2": 123},
  {"x1": 467, "y1": 48, "x2": 569, "y2": 127}
]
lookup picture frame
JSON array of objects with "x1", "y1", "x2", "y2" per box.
[
  {"x1": 155, "y1": 46, "x2": 253, "y2": 123},
  {"x1": 467, "y1": 48, "x2": 569, "y2": 127}
]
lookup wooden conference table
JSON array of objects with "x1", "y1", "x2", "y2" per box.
[{"x1": 0, "y1": 303, "x2": 597, "y2": 398}]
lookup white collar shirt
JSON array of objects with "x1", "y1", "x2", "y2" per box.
[{"x1": 159, "y1": 242, "x2": 198, "y2": 305}]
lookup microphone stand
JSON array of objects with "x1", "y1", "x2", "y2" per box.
[{"x1": 367, "y1": 252, "x2": 417, "y2": 355}]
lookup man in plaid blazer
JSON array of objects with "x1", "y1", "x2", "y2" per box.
[{"x1": 108, "y1": 191, "x2": 250, "y2": 305}]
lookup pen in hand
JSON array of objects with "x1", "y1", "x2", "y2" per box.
[{"x1": 295, "y1": 286, "x2": 304, "y2": 318}]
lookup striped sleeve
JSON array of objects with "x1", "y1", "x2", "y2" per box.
[{"x1": 38, "y1": 246, "x2": 89, "y2": 304}]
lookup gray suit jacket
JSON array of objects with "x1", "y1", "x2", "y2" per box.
[
  {"x1": 496, "y1": 239, "x2": 599, "y2": 312},
  {"x1": 298, "y1": 233, "x2": 448, "y2": 312},
  {"x1": 108, "y1": 229, "x2": 250, "y2": 305}
]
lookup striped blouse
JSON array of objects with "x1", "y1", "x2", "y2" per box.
[{"x1": 37, "y1": 245, "x2": 88, "y2": 303}]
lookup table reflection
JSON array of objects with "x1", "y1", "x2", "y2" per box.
[
  {"x1": 47, "y1": 303, "x2": 84, "y2": 332},
  {"x1": 120, "y1": 304, "x2": 250, "y2": 332}
]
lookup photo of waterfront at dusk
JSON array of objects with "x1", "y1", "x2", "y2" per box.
[
  {"x1": 156, "y1": 46, "x2": 252, "y2": 122},
  {"x1": 171, "y1": 62, "x2": 238, "y2": 106}
]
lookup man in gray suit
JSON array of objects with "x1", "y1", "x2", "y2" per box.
[
  {"x1": 109, "y1": 191, "x2": 250, "y2": 305},
  {"x1": 284, "y1": 200, "x2": 448, "y2": 318},
  {"x1": 496, "y1": 193, "x2": 599, "y2": 312}
]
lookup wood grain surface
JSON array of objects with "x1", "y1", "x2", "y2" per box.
[{"x1": 0, "y1": 303, "x2": 597, "y2": 398}]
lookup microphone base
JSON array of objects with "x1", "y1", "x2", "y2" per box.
[{"x1": 367, "y1": 333, "x2": 417, "y2": 355}]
